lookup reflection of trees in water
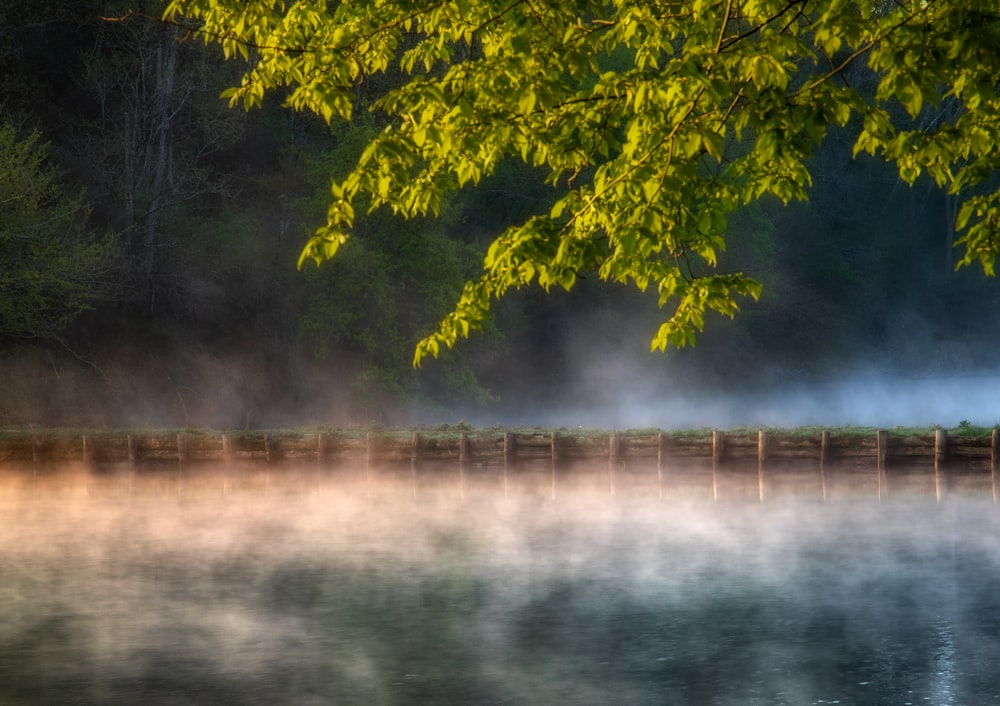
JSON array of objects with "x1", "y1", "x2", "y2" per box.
[{"x1": 0, "y1": 492, "x2": 999, "y2": 704}]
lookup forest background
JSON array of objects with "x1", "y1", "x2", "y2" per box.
[{"x1": 2, "y1": 1, "x2": 998, "y2": 429}]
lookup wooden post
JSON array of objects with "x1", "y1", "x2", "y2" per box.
[
  {"x1": 503, "y1": 431, "x2": 513, "y2": 498},
  {"x1": 458, "y1": 431, "x2": 469, "y2": 468},
  {"x1": 365, "y1": 431, "x2": 373, "y2": 497},
  {"x1": 410, "y1": 432, "x2": 419, "y2": 499},
  {"x1": 711, "y1": 430, "x2": 724, "y2": 502},
  {"x1": 264, "y1": 433, "x2": 275, "y2": 464},
  {"x1": 221, "y1": 434, "x2": 233, "y2": 495},
  {"x1": 127, "y1": 434, "x2": 138, "y2": 497},
  {"x1": 819, "y1": 430, "x2": 830, "y2": 502},
  {"x1": 757, "y1": 430, "x2": 769, "y2": 463},
  {"x1": 312, "y1": 432, "x2": 325, "y2": 493},
  {"x1": 82, "y1": 435, "x2": 94, "y2": 468},
  {"x1": 261, "y1": 433, "x2": 273, "y2": 490},
  {"x1": 992, "y1": 429, "x2": 999, "y2": 504},
  {"x1": 81, "y1": 435, "x2": 92, "y2": 496},
  {"x1": 459, "y1": 431, "x2": 469, "y2": 500},
  {"x1": 550, "y1": 431, "x2": 558, "y2": 499},
  {"x1": 32, "y1": 436, "x2": 42, "y2": 482},
  {"x1": 656, "y1": 432, "x2": 665, "y2": 500},
  {"x1": 609, "y1": 432, "x2": 620, "y2": 497},
  {"x1": 757, "y1": 430, "x2": 768, "y2": 503},
  {"x1": 877, "y1": 430, "x2": 888, "y2": 501},
  {"x1": 712, "y1": 430, "x2": 726, "y2": 464},
  {"x1": 127, "y1": 435, "x2": 138, "y2": 468},
  {"x1": 934, "y1": 428, "x2": 947, "y2": 503},
  {"x1": 316, "y1": 432, "x2": 328, "y2": 464},
  {"x1": 175, "y1": 434, "x2": 188, "y2": 494}
]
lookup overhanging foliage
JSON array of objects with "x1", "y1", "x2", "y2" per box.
[{"x1": 163, "y1": 0, "x2": 1000, "y2": 364}]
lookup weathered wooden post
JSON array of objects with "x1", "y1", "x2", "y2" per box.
[
  {"x1": 712, "y1": 430, "x2": 725, "y2": 463},
  {"x1": 609, "y1": 432, "x2": 621, "y2": 497},
  {"x1": 365, "y1": 431, "x2": 373, "y2": 498},
  {"x1": 264, "y1": 433, "x2": 275, "y2": 464},
  {"x1": 503, "y1": 431, "x2": 514, "y2": 498},
  {"x1": 757, "y1": 430, "x2": 768, "y2": 503},
  {"x1": 819, "y1": 430, "x2": 831, "y2": 502},
  {"x1": 316, "y1": 432, "x2": 328, "y2": 464},
  {"x1": 819, "y1": 430, "x2": 831, "y2": 465},
  {"x1": 410, "y1": 431, "x2": 419, "y2": 499},
  {"x1": 77, "y1": 435, "x2": 92, "y2": 496},
  {"x1": 262, "y1": 433, "x2": 275, "y2": 491},
  {"x1": 222, "y1": 434, "x2": 234, "y2": 464},
  {"x1": 712, "y1": 430, "x2": 725, "y2": 502},
  {"x1": 127, "y1": 435, "x2": 138, "y2": 468},
  {"x1": 82, "y1": 435, "x2": 94, "y2": 468},
  {"x1": 127, "y1": 434, "x2": 138, "y2": 497},
  {"x1": 992, "y1": 428, "x2": 999, "y2": 504},
  {"x1": 315, "y1": 432, "x2": 328, "y2": 493},
  {"x1": 550, "y1": 431, "x2": 559, "y2": 499},
  {"x1": 934, "y1": 428, "x2": 947, "y2": 503},
  {"x1": 176, "y1": 434, "x2": 189, "y2": 466},
  {"x1": 221, "y1": 434, "x2": 233, "y2": 495},
  {"x1": 176, "y1": 434, "x2": 189, "y2": 495},
  {"x1": 656, "y1": 432, "x2": 665, "y2": 500},
  {"x1": 459, "y1": 431, "x2": 469, "y2": 500},
  {"x1": 877, "y1": 430, "x2": 888, "y2": 501},
  {"x1": 31, "y1": 436, "x2": 42, "y2": 482}
]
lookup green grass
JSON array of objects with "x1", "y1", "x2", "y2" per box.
[{"x1": 2, "y1": 422, "x2": 997, "y2": 442}]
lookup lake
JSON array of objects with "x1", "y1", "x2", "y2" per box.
[{"x1": 1, "y1": 467, "x2": 998, "y2": 704}]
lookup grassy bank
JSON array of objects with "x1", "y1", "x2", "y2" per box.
[{"x1": 1, "y1": 421, "x2": 997, "y2": 442}]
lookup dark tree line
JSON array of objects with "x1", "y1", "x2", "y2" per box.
[{"x1": 1, "y1": 3, "x2": 997, "y2": 428}]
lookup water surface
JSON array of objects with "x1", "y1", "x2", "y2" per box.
[{"x1": 1, "y1": 468, "x2": 998, "y2": 705}]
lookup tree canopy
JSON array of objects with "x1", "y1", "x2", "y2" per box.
[
  {"x1": 163, "y1": 0, "x2": 1000, "y2": 364},
  {"x1": 0, "y1": 122, "x2": 114, "y2": 340}
]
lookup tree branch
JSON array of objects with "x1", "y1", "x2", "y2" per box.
[{"x1": 718, "y1": 0, "x2": 808, "y2": 52}]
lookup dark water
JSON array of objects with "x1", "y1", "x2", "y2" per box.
[{"x1": 1, "y1": 469, "x2": 999, "y2": 705}]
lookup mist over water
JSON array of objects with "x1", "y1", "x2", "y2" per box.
[
  {"x1": 521, "y1": 371, "x2": 1000, "y2": 430},
  {"x1": 3, "y1": 468, "x2": 1000, "y2": 705}
]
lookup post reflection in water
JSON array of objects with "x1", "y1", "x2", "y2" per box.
[{"x1": 1, "y1": 464, "x2": 999, "y2": 705}]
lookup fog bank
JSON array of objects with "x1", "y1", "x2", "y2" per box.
[
  {"x1": 3, "y1": 477, "x2": 1000, "y2": 704},
  {"x1": 496, "y1": 370, "x2": 1000, "y2": 430}
]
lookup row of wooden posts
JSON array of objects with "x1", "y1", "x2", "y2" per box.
[
  {"x1": 3, "y1": 427, "x2": 1000, "y2": 469},
  {"x1": 2, "y1": 428, "x2": 999, "y2": 501}
]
